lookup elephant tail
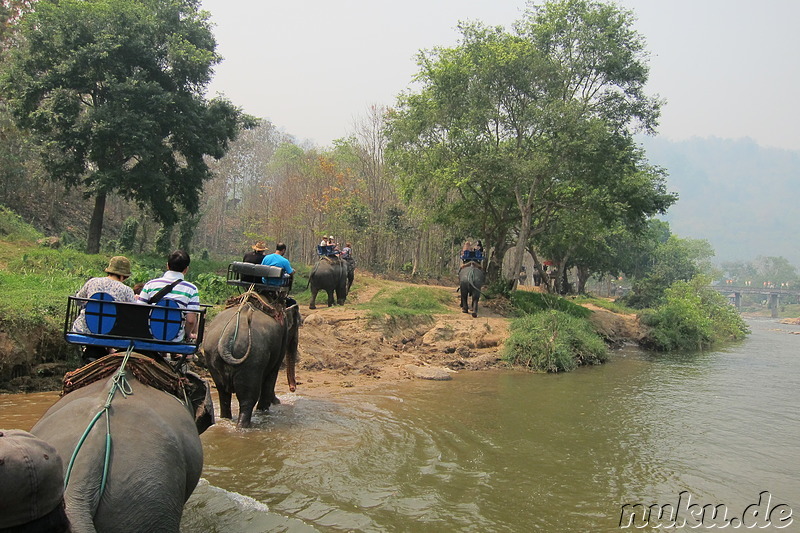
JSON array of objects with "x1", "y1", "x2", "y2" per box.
[
  {"x1": 467, "y1": 267, "x2": 485, "y2": 298},
  {"x1": 218, "y1": 304, "x2": 255, "y2": 365}
]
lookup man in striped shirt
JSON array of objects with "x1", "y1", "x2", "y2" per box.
[{"x1": 137, "y1": 250, "x2": 200, "y2": 341}]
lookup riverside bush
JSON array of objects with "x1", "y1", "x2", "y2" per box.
[
  {"x1": 503, "y1": 310, "x2": 608, "y2": 372},
  {"x1": 640, "y1": 275, "x2": 750, "y2": 351}
]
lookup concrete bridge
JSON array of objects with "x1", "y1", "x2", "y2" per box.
[{"x1": 711, "y1": 285, "x2": 800, "y2": 317}]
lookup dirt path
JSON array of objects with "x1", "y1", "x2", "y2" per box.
[{"x1": 287, "y1": 275, "x2": 510, "y2": 397}]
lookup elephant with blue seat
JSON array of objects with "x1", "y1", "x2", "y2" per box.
[
  {"x1": 202, "y1": 294, "x2": 299, "y2": 428},
  {"x1": 31, "y1": 355, "x2": 212, "y2": 533},
  {"x1": 308, "y1": 255, "x2": 349, "y2": 309}
]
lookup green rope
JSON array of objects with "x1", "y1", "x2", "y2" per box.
[{"x1": 64, "y1": 345, "x2": 134, "y2": 496}]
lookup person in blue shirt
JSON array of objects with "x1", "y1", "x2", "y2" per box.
[{"x1": 261, "y1": 242, "x2": 294, "y2": 287}]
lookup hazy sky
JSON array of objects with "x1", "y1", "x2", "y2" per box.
[{"x1": 199, "y1": 0, "x2": 800, "y2": 152}]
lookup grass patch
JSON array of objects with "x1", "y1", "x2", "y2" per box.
[
  {"x1": 510, "y1": 291, "x2": 591, "y2": 318},
  {"x1": 358, "y1": 285, "x2": 452, "y2": 320},
  {"x1": 0, "y1": 205, "x2": 44, "y2": 242},
  {"x1": 502, "y1": 310, "x2": 608, "y2": 372}
]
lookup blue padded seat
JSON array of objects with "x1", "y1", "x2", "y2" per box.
[{"x1": 65, "y1": 293, "x2": 203, "y2": 354}]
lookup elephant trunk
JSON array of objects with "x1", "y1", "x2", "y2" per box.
[{"x1": 286, "y1": 358, "x2": 296, "y2": 392}]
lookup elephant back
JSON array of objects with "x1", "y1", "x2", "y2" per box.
[
  {"x1": 207, "y1": 297, "x2": 286, "y2": 366},
  {"x1": 459, "y1": 262, "x2": 484, "y2": 286}
]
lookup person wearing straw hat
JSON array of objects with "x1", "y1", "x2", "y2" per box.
[
  {"x1": 72, "y1": 256, "x2": 136, "y2": 362},
  {"x1": 0, "y1": 429, "x2": 70, "y2": 532},
  {"x1": 241, "y1": 241, "x2": 268, "y2": 284}
]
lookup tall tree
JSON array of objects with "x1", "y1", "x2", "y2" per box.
[
  {"x1": 3, "y1": 0, "x2": 246, "y2": 253},
  {"x1": 386, "y1": 0, "x2": 670, "y2": 285}
]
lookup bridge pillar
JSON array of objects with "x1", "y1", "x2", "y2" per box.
[
  {"x1": 769, "y1": 293, "x2": 779, "y2": 318},
  {"x1": 734, "y1": 292, "x2": 741, "y2": 310}
]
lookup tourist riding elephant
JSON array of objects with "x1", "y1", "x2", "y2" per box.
[
  {"x1": 31, "y1": 368, "x2": 210, "y2": 533},
  {"x1": 203, "y1": 297, "x2": 299, "y2": 428},
  {"x1": 308, "y1": 256, "x2": 348, "y2": 309},
  {"x1": 459, "y1": 261, "x2": 485, "y2": 317}
]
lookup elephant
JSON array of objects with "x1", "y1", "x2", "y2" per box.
[
  {"x1": 308, "y1": 256, "x2": 349, "y2": 309},
  {"x1": 31, "y1": 361, "x2": 210, "y2": 533},
  {"x1": 459, "y1": 261, "x2": 485, "y2": 317},
  {"x1": 202, "y1": 295, "x2": 299, "y2": 428}
]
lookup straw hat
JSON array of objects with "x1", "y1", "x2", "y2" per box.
[
  {"x1": 104, "y1": 256, "x2": 132, "y2": 277},
  {"x1": 252, "y1": 241, "x2": 267, "y2": 252},
  {"x1": 0, "y1": 429, "x2": 65, "y2": 528}
]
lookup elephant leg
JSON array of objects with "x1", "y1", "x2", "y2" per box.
[
  {"x1": 257, "y1": 346, "x2": 283, "y2": 410},
  {"x1": 460, "y1": 286, "x2": 469, "y2": 313},
  {"x1": 309, "y1": 287, "x2": 318, "y2": 309},
  {"x1": 232, "y1": 373, "x2": 257, "y2": 428},
  {"x1": 257, "y1": 368, "x2": 280, "y2": 409},
  {"x1": 335, "y1": 285, "x2": 346, "y2": 306},
  {"x1": 326, "y1": 289, "x2": 335, "y2": 307},
  {"x1": 472, "y1": 291, "x2": 480, "y2": 318},
  {"x1": 218, "y1": 388, "x2": 233, "y2": 420}
]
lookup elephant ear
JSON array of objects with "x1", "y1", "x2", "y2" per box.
[{"x1": 217, "y1": 304, "x2": 255, "y2": 365}]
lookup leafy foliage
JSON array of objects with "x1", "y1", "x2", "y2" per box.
[
  {"x1": 503, "y1": 310, "x2": 607, "y2": 372},
  {"x1": 3, "y1": 0, "x2": 246, "y2": 253},
  {"x1": 386, "y1": 0, "x2": 672, "y2": 286},
  {"x1": 624, "y1": 233, "x2": 715, "y2": 309},
  {"x1": 640, "y1": 275, "x2": 750, "y2": 351}
]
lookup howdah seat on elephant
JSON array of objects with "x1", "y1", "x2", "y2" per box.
[
  {"x1": 227, "y1": 260, "x2": 292, "y2": 299},
  {"x1": 65, "y1": 293, "x2": 207, "y2": 354},
  {"x1": 461, "y1": 249, "x2": 484, "y2": 263},
  {"x1": 32, "y1": 296, "x2": 215, "y2": 532}
]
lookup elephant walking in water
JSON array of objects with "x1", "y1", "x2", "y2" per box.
[
  {"x1": 203, "y1": 293, "x2": 299, "y2": 428},
  {"x1": 459, "y1": 261, "x2": 485, "y2": 317},
  {"x1": 308, "y1": 256, "x2": 349, "y2": 309},
  {"x1": 32, "y1": 356, "x2": 211, "y2": 533}
]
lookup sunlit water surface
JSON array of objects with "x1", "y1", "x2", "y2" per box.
[{"x1": 1, "y1": 318, "x2": 797, "y2": 532}]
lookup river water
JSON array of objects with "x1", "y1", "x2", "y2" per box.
[{"x1": 1, "y1": 318, "x2": 798, "y2": 532}]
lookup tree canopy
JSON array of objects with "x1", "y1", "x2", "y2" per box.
[
  {"x1": 385, "y1": 0, "x2": 675, "y2": 286},
  {"x1": 2, "y1": 0, "x2": 247, "y2": 253}
]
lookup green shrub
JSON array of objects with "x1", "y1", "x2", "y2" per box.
[
  {"x1": 641, "y1": 275, "x2": 750, "y2": 351},
  {"x1": 502, "y1": 310, "x2": 608, "y2": 372},
  {"x1": 510, "y1": 291, "x2": 591, "y2": 318},
  {"x1": 193, "y1": 273, "x2": 238, "y2": 305}
]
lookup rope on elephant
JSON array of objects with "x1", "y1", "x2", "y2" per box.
[
  {"x1": 62, "y1": 352, "x2": 185, "y2": 398},
  {"x1": 63, "y1": 346, "x2": 136, "y2": 494},
  {"x1": 459, "y1": 260, "x2": 483, "y2": 270},
  {"x1": 224, "y1": 289, "x2": 286, "y2": 326}
]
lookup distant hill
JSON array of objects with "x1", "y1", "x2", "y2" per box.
[{"x1": 639, "y1": 136, "x2": 800, "y2": 267}]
